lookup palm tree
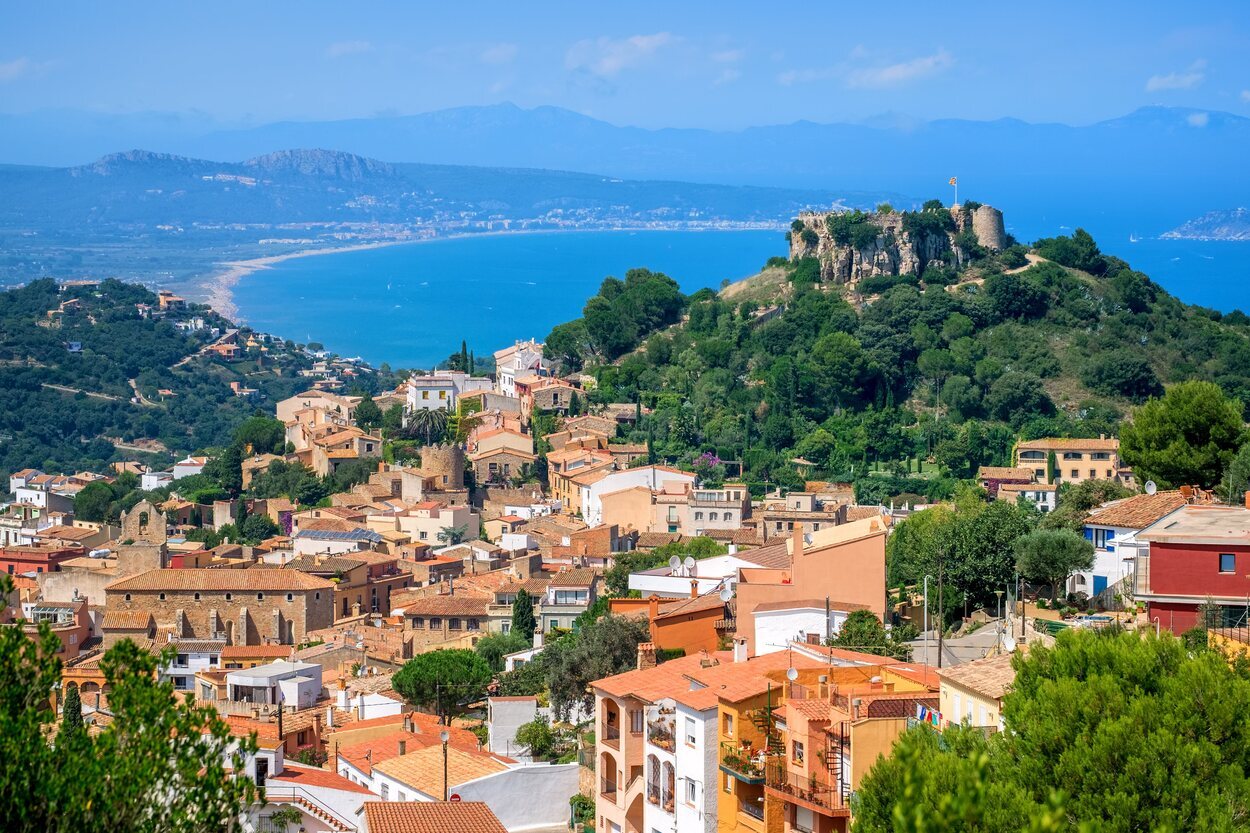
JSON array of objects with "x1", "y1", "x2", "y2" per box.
[
  {"x1": 437, "y1": 525, "x2": 468, "y2": 545},
  {"x1": 404, "y1": 406, "x2": 450, "y2": 445}
]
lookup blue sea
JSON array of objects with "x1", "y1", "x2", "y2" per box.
[
  {"x1": 232, "y1": 227, "x2": 1250, "y2": 369},
  {"x1": 232, "y1": 230, "x2": 784, "y2": 368}
]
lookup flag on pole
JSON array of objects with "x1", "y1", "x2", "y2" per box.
[{"x1": 949, "y1": 177, "x2": 957, "y2": 186}]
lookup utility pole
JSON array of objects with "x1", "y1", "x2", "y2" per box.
[{"x1": 937, "y1": 554, "x2": 945, "y2": 669}]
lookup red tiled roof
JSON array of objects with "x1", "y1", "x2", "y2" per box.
[
  {"x1": 268, "y1": 763, "x2": 374, "y2": 795},
  {"x1": 106, "y1": 568, "x2": 333, "y2": 592},
  {"x1": 361, "y1": 802, "x2": 507, "y2": 833}
]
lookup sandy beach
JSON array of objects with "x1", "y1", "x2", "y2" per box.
[{"x1": 203, "y1": 239, "x2": 419, "y2": 320}]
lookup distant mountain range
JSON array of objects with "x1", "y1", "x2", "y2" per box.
[
  {"x1": 1162, "y1": 208, "x2": 1250, "y2": 241},
  {"x1": 4, "y1": 103, "x2": 1247, "y2": 243}
]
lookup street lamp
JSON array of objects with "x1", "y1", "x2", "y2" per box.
[
  {"x1": 440, "y1": 730, "x2": 450, "y2": 801},
  {"x1": 922, "y1": 575, "x2": 934, "y2": 665}
]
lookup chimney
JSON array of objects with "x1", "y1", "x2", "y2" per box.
[
  {"x1": 636, "y1": 641, "x2": 657, "y2": 671},
  {"x1": 356, "y1": 693, "x2": 365, "y2": 720},
  {"x1": 648, "y1": 595, "x2": 659, "y2": 623},
  {"x1": 403, "y1": 713, "x2": 413, "y2": 732},
  {"x1": 732, "y1": 637, "x2": 748, "y2": 664},
  {"x1": 397, "y1": 739, "x2": 406, "y2": 756},
  {"x1": 533, "y1": 630, "x2": 544, "y2": 649},
  {"x1": 690, "y1": 579, "x2": 699, "y2": 600},
  {"x1": 791, "y1": 523, "x2": 804, "y2": 557},
  {"x1": 326, "y1": 705, "x2": 334, "y2": 728}
]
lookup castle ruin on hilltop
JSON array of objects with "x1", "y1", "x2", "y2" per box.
[{"x1": 790, "y1": 202, "x2": 1007, "y2": 287}]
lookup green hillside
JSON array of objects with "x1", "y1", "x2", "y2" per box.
[
  {"x1": 549, "y1": 220, "x2": 1250, "y2": 501},
  {"x1": 0, "y1": 278, "x2": 389, "y2": 474}
]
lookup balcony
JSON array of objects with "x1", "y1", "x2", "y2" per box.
[
  {"x1": 720, "y1": 741, "x2": 766, "y2": 784},
  {"x1": 600, "y1": 777, "x2": 617, "y2": 800},
  {"x1": 601, "y1": 718, "x2": 621, "y2": 749},
  {"x1": 647, "y1": 718, "x2": 675, "y2": 752},
  {"x1": 739, "y1": 799, "x2": 765, "y2": 821},
  {"x1": 765, "y1": 763, "x2": 847, "y2": 815},
  {"x1": 646, "y1": 781, "x2": 675, "y2": 813}
]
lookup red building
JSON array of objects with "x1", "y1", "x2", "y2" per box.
[
  {"x1": 1136, "y1": 504, "x2": 1250, "y2": 632},
  {"x1": 0, "y1": 542, "x2": 83, "y2": 576}
]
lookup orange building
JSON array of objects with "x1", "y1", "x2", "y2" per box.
[{"x1": 736, "y1": 517, "x2": 888, "y2": 656}]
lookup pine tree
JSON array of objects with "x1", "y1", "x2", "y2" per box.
[
  {"x1": 511, "y1": 589, "x2": 537, "y2": 641},
  {"x1": 61, "y1": 684, "x2": 84, "y2": 736}
]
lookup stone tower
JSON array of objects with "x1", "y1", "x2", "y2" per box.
[
  {"x1": 420, "y1": 443, "x2": 466, "y2": 490},
  {"x1": 971, "y1": 204, "x2": 1007, "y2": 251},
  {"x1": 116, "y1": 499, "x2": 168, "y2": 574}
]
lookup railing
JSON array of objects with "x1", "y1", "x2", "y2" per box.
[
  {"x1": 600, "y1": 777, "x2": 617, "y2": 800},
  {"x1": 720, "y1": 741, "x2": 766, "y2": 783},
  {"x1": 602, "y1": 722, "x2": 620, "y2": 748},
  {"x1": 765, "y1": 763, "x2": 843, "y2": 812},
  {"x1": 263, "y1": 783, "x2": 355, "y2": 831},
  {"x1": 647, "y1": 719, "x2": 675, "y2": 751},
  {"x1": 647, "y1": 780, "x2": 661, "y2": 805},
  {"x1": 739, "y1": 799, "x2": 765, "y2": 821}
]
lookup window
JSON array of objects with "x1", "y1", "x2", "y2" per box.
[
  {"x1": 709, "y1": 512, "x2": 718, "y2": 521},
  {"x1": 257, "y1": 593, "x2": 264, "y2": 601},
  {"x1": 1063, "y1": 452, "x2": 1083, "y2": 460},
  {"x1": 159, "y1": 593, "x2": 166, "y2": 601},
  {"x1": 724, "y1": 773, "x2": 733, "y2": 793},
  {"x1": 419, "y1": 531, "x2": 428, "y2": 540},
  {"x1": 792, "y1": 739, "x2": 805, "y2": 763},
  {"x1": 501, "y1": 622, "x2": 511, "y2": 634},
  {"x1": 380, "y1": 783, "x2": 389, "y2": 800},
  {"x1": 1019, "y1": 450, "x2": 1045, "y2": 460},
  {"x1": 1070, "y1": 469, "x2": 1079, "y2": 478},
  {"x1": 694, "y1": 511, "x2": 703, "y2": 521},
  {"x1": 468, "y1": 618, "x2": 480, "y2": 630},
  {"x1": 174, "y1": 654, "x2": 188, "y2": 667},
  {"x1": 685, "y1": 779, "x2": 697, "y2": 805},
  {"x1": 315, "y1": 592, "x2": 320, "y2": 600},
  {"x1": 723, "y1": 713, "x2": 734, "y2": 737},
  {"x1": 225, "y1": 593, "x2": 232, "y2": 601},
  {"x1": 411, "y1": 617, "x2": 425, "y2": 629},
  {"x1": 449, "y1": 618, "x2": 462, "y2": 630},
  {"x1": 421, "y1": 391, "x2": 430, "y2": 400},
  {"x1": 438, "y1": 390, "x2": 447, "y2": 399},
  {"x1": 630, "y1": 709, "x2": 644, "y2": 734},
  {"x1": 296, "y1": 730, "x2": 308, "y2": 746},
  {"x1": 685, "y1": 717, "x2": 696, "y2": 746},
  {"x1": 1220, "y1": 553, "x2": 1236, "y2": 573},
  {"x1": 396, "y1": 791, "x2": 406, "y2": 801},
  {"x1": 429, "y1": 617, "x2": 442, "y2": 629},
  {"x1": 286, "y1": 593, "x2": 294, "y2": 602},
  {"x1": 193, "y1": 592, "x2": 201, "y2": 601},
  {"x1": 124, "y1": 593, "x2": 131, "y2": 602},
  {"x1": 1092, "y1": 528, "x2": 1113, "y2": 550},
  {"x1": 1092, "y1": 452, "x2": 1111, "y2": 461}
]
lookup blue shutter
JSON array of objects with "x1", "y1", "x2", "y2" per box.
[{"x1": 1083, "y1": 527, "x2": 1094, "y2": 541}]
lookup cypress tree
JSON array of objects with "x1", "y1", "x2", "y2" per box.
[
  {"x1": 62, "y1": 684, "x2": 84, "y2": 736},
  {"x1": 511, "y1": 589, "x2": 537, "y2": 641}
]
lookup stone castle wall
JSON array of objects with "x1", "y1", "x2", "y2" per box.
[
  {"x1": 105, "y1": 587, "x2": 334, "y2": 645},
  {"x1": 420, "y1": 443, "x2": 466, "y2": 490},
  {"x1": 791, "y1": 203, "x2": 1006, "y2": 288}
]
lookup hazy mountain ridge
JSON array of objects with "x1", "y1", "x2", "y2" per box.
[{"x1": 1162, "y1": 208, "x2": 1250, "y2": 241}]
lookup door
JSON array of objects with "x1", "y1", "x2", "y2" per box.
[{"x1": 1093, "y1": 575, "x2": 1108, "y2": 595}]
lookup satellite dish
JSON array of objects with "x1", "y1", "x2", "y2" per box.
[
  {"x1": 1144, "y1": 480, "x2": 1157, "y2": 495},
  {"x1": 1003, "y1": 635, "x2": 1018, "y2": 653},
  {"x1": 719, "y1": 584, "x2": 734, "y2": 602},
  {"x1": 683, "y1": 556, "x2": 696, "y2": 572},
  {"x1": 668, "y1": 555, "x2": 682, "y2": 571},
  {"x1": 786, "y1": 667, "x2": 799, "y2": 681}
]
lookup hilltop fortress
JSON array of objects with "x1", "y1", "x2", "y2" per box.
[{"x1": 789, "y1": 202, "x2": 1007, "y2": 287}]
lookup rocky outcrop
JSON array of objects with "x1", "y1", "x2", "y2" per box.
[{"x1": 790, "y1": 203, "x2": 1006, "y2": 287}]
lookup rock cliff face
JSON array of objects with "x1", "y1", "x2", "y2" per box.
[{"x1": 790, "y1": 203, "x2": 1006, "y2": 287}]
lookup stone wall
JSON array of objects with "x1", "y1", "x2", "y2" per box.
[
  {"x1": 419, "y1": 443, "x2": 466, "y2": 490},
  {"x1": 790, "y1": 203, "x2": 1007, "y2": 288},
  {"x1": 104, "y1": 587, "x2": 333, "y2": 645}
]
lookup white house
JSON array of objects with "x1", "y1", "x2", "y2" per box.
[
  {"x1": 628, "y1": 552, "x2": 762, "y2": 599},
  {"x1": 172, "y1": 456, "x2": 208, "y2": 480},
  {"x1": 494, "y1": 339, "x2": 548, "y2": 398},
  {"x1": 580, "y1": 465, "x2": 698, "y2": 528},
  {"x1": 141, "y1": 470, "x2": 174, "y2": 491},
  {"x1": 162, "y1": 638, "x2": 224, "y2": 692},
  {"x1": 405, "y1": 371, "x2": 493, "y2": 413},
  {"x1": 751, "y1": 599, "x2": 851, "y2": 655},
  {"x1": 1076, "y1": 490, "x2": 1189, "y2": 601},
  {"x1": 293, "y1": 526, "x2": 385, "y2": 556},
  {"x1": 225, "y1": 660, "x2": 322, "y2": 709},
  {"x1": 486, "y1": 695, "x2": 545, "y2": 761}
]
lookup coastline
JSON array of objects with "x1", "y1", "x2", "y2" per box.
[{"x1": 201, "y1": 224, "x2": 783, "y2": 321}]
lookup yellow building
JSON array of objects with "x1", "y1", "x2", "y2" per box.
[
  {"x1": 1013, "y1": 436, "x2": 1132, "y2": 487},
  {"x1": 935, "y1": 651, "x2": 1017, "y2": 732}
]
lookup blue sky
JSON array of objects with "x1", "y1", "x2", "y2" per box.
[{"x1": 2, "y1": 1, "x2": 1248, "y2": 129}]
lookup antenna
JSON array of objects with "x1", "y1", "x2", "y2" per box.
[{"x1": 1144, "y1": 480, "x2": 1157, "y2": 495}]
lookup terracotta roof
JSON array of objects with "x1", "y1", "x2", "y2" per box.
[
  {"x1": 594, "y1": 649, "x2": 824, "y2": 707},
  {"x1": 101, "y1": 610, "x2": 153, "y2": 631},
  {"x1": 339, "y1": 722, "x2": 480, "y2": 774},
  {"x1": 106, "y1": 568, "x2": 334, "y2": 592},
  {"x1": 1016, "y1": 437, "x2": 1119, "y2": 451},
  {"x1": 550, "y1": 567, "x2": 597, "y2": 587},
  {"x1": 936, "y1": 651, "x2": 1017, "y2": 700},
  {"x1": 654, "y1": 594, "x2": 728, "y2": 620},
  {"x1": 399, "y1": 596, "x2": 489, "y2": 617},
  {"x1": 361, "y1": 802, "x2": 508, "y2": 833},
  {"x1": 636, "y1": 532, "x2": 686, "y2": 549},
  {"x1": 739, "y1": 541, "x2": 790, "y2": 569},
  {"x1": 976, "y1": 466, "x2": 1036, "y2": 481},
  {"x1": 268, "y1": 763, "x2": 374, "y2": 795},
  {"x1": 1085, "y1": 491, "x2": 1189, "y2": 530},
  {"x1": 372, "y1": 745, "x2": 508, "y2": 794},
  {"x1": 753, "y1": 598, "x2": 869, "y2": 614}
]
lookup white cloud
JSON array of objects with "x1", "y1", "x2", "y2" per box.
[
  {"x1": 846, "y1": 50, "x2": 953, "y2": 88},
  {"x1": 714, "y1": 68, "x2": 742, "y2": 86},
  {"x1": 325, "y1": 40, "x2": 373, "y2": 59},
  {"x1": 481, "y1": 43, "x2": 519, "y2": 65},
  {"x1": 0, "y1": 57, "x2": 32, "y2": 82},
  {"x1": 1241, "y1": 89, "x2": 1250, "y2": 103},
  {"x1": 1145, "y1": 59, "x2": 1205, "y2": 91},
  {"x1": 1187, "y1": 111, "x2": 1210, "y2": 127},
  {"x1": 565, "y1": 32, "x2": 676, "y2": 77},
  {"x1": 777, "y1": 66, "x2": 840, "y2": 86},
  {"x1": 711, "y1": 49, "x2": 743, "y2": 64}
]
